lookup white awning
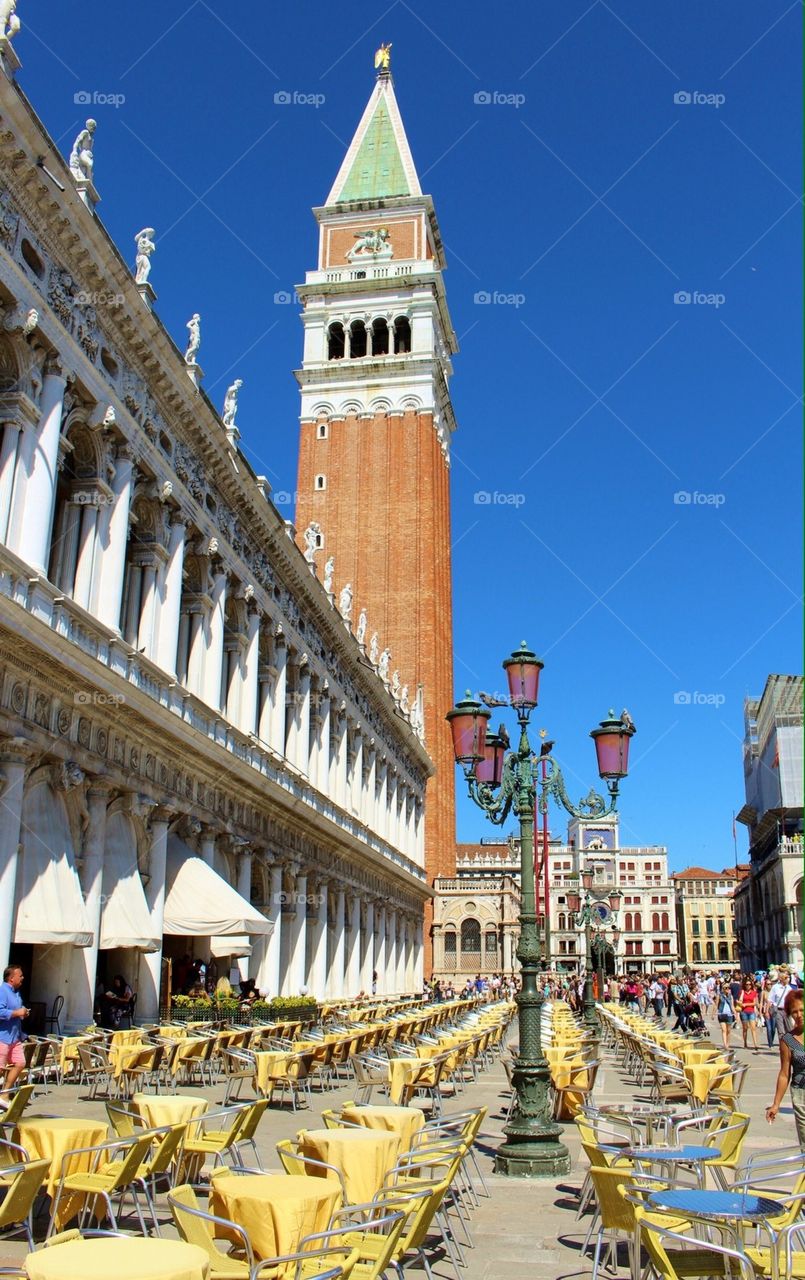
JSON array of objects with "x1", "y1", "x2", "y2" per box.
[
  {"x1": 210, "y1": 935, "x2": 252, "y2": 958},
  {"x1": 163, "y1": 837, "x2": 270, "y2": 937},
  {"x1": 100, "y1": 831, "x2": 160, "y2": 953},
  {"x1": 14, "y1": 780, "x2": 93, "y2": 947}
]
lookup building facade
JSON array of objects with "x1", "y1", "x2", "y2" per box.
[
  {"x1": 293, "y1": 64, "x2": 458, "y2": 966},
  {"x1": 432, "y1": 812, "x2": 680, "y2": 979},
  {"x1": 0, "y1": 38, "x2": 430, "y2": 1029},
  {"x1": 735, "y1": 674, "x2": 804, "y2": 971},
  {"x1": 672, "y1": 867, "x2": 747, "y2": 971}
]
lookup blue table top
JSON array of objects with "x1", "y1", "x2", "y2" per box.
[
  {"x1": 647, "y1": 1189, "x2": 786, "y2": 1221},
  {"x1": 625, "y1": 1145, "x2": 719, "y2": 1161}
]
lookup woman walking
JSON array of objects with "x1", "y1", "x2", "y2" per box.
[
  {"x1": 715, "y1": 978, "x2": 736, "y2": 1051},
  {"x1": 766, "y1": 988, "x2": 805, "y2": 1149},
  {"x1": 738, "y1": 975, "x2": 760, "y2": 1051}
]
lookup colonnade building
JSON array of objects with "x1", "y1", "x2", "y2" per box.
[{"x1": 0, "y1": 37, "x2": 430, "y2": 1028}]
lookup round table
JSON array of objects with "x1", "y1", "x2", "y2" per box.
[
  {"x1": 624, "y1": 1145, "x2": 723, "y2": 1188},
  {"x1": 647, "y1": 1188, "x2": 786, "y2": 1223},
  {"x1": 210, "y1": 1172, "x2": 340, "y2": 1259},
  {"x1": 298, "y1": 1126, "x2": 401, "y2": 1204},
  {"x1": 15, "y1": 1116, "x2": 109, "y2": 1203},
  {"x1": 341, "y1": 1103, "x2": 424, "y2": 1147},
  {"x1": 598, "y1": 1103, "x2": 693, "y2": 1143},
  {"x1": 132, "y1": 1092, "x2": 209, "y2": 1130},
  {"x1": 24, "y1": 1236, "x2": 210, "y2": 1280}
]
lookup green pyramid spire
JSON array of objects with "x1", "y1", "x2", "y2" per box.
[{"x1": 337, "y1": 98, "x2": 411, "y2": 202}]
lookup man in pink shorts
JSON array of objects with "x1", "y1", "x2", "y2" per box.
[{"x1": 0, "y1": 965, "x2": 30, "y2": 1100}]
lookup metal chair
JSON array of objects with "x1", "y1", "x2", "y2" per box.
[
  {"x1": 0, "y1": 1159, "x2": 50, "y2": 1248},
  {"x1": 45, "y1": 996, "x2": 64, "y2": 1035}
]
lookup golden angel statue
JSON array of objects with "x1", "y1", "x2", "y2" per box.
[{"x1": 374, "y1": 43, "x2": 391, "y2": 71}]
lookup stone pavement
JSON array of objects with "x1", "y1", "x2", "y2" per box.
[{"x1": 0, "y1": 1014, "x2": 793, "y2": 1277}]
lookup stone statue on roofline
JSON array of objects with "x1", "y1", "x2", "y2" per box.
[
  {"x1": 184, "y1": 313, "x2": 201, "y2": 365},
  {"x1": 0, "y1": 0, "x2": 20, "y2": 43},
  {"x1": 69, "y1": 119, "x2": 96, "y2": 183},
  {"x1": 134, "y1": 227, "x2": 156, "y2": 285},
  {"x1": 323, "y1": 556, "x2": 335, "y2": 594},
  {"x1": 378, "y1": 648, "x2": 391, "y2": 682},
  {"x1": 338, "y1": 582, "x2": 353, "y2": 621},
  {"x1": 302, "y1": 522, "x2": 321, "y2": 565},
  {"x1": 356, "y1": 609, "x2": 367, "y2": 646},
  {"x1": 374, "y1": 42, "x2": 391, "y2": 71},
  {"x1": 222, "y1": 379, "x2": 242, "y2": 429},
  {"x1": 368, "y1": 632, "x2": 379, "y2": 666}
]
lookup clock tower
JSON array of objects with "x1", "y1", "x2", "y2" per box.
[{"x1": 295, "y1": 56, "x2": 458, "y2": 964}]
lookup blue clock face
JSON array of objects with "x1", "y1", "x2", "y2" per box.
[{"x1": 592, "y1": 902, "x2": 611, "y2": 923}]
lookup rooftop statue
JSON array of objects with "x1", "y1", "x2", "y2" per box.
[
  {"x1": 69, "y1": 119, "x2": 96, "y2": 183},
  {"x1": 374, "y1": 42, "x2": 391, "y2": 70},
  {"x1": 185, "y1": 313, "x2": 201, "y2": 365},
  {"x1": 134, "y1": 227, "x2": 156, "y2": 285}
]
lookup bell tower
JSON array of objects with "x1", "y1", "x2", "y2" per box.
[{"x1": 295, "y1": 52, "x2": 458, "y2": 960}]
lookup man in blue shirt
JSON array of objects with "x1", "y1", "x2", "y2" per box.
[{"x1": 0, "y1": 965, "x2": 30, "y2": 1099}]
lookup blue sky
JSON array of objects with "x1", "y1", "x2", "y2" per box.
[{"x1": 21, "y1": 2, "x2": 802, "y2": 870}]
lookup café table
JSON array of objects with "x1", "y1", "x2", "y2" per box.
[
  {"x1": 598, "y1": 1102, "x2": 694, "y2": 1143},
  {"x1": 15, "y1": 1115, "x2": 109, "y2": 1220},
  {"x1": 683, "y1": 1062, "x2": 732, "y2": 1104},
  {"x1": 647, "y1": 1187, "x2": 786, "y2": 1223},
  {"x1": 340, "y1": 1102, "x2": 424, "y2": 1147},
  {"x1": 625, "y1": 1146, "x2": 728, "y2": 1189},
  {"x1": 210, "y1": 1171, "x2": 340, "y2": 1260},
  {"x1": 24, "y1": 1236, "x2": 210, "y2": 1280},
  {"x1": 298, "y1": 1126, "x2": 401, "y2": 1205},
  {"x1": 387, "y1": 1057, "x2": 438, "y2": 1106},
  {"x1": 132, "y1": 1092, "x2": 209, "y2": 1130}
]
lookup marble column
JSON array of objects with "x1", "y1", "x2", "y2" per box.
[
  {"x1": 285, "y1": 867, "x2": 307, "y2": 996},
  {"x1": 9, "y1": 361, "x2": 67, "y2": 573},
  {"x1": 236, "y1": 849, "x2": 253, "y2": 981},
  {"x1": 66, "y1": 782, "x2": 111, "y2": 1027},
  {"x1": 155, "y1": 515, "x2": 186, "y2": 676},
  {"x1": 137, "y1": 557, "x2": 160, "y2": 657},
  {"x1": 95, "y1": 444, "x2": 136, "y2": 629},
  {"x1": 386, "y1": 909, "x2": 397, "y2": 994},
  {"x1": 328, "y1": 887, "x2": 346, "y2": 999},
  {"x1": 204, "y1": 570, "x2": 228, "y2": 711},
  {"x1": 361, "y1": 900, "x2": 374, "y2": 992},
  {"x1": 364, "y1": 746, "x2": 376, "y2": 830},
  {"x1": 413, "y1": 920, "x2": 424, "y2": 991},
  {"x1": 186, "y1": 608, "x2": 205, "y2": 695},
  {"x1": 268, "y1": 636, "x2": 287, "y2": 755},
  {"x1": 0, "y1": 419, "x2": 23, "y2": 544},
  {"x1": 0, "y1": 740, "x2": 35, "y2": 969},
  {"x1": 295, "y1": 665, "x2": 311, "y2": 777},
  {"x1": 309, "y1": 880, "x2": 329, "y2": 1000},
  {"x1": 345, "y1": 893, "x2": 362, "y2": 997},
  {"x1": 140, "y1": 808, "x2": 172, "y2": 1020},
  {"x1": 71, "y1": 500, "x2": 99, "y2": 611},
  {"x1": 199, "y1": 828, "x2": 216, "y2": 867},
  {"x1": 350, "y1": 732, "x2": 363, "y2": 818},
  {"x1": 375, "y1": 906, "x2": 387, "y2": 994},
  {"x1": 256, "y1": 859, "x2": 282, "y2": 998},
  {"x1": 239, "y1": 607, "x2": 260, "y2": 735},
  {"x1": 396, "y1": 919, "x2": 406, "y2": 993},
  {"x1": 376, "y1": 761, "x2": 388, "y2": 842},
  {"x1": 333, "y1": 712, "x2": 348, "y2": 809}
]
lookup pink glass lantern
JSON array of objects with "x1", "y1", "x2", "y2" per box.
[
  {"x1": 502, "y1": 642, "x2": 543, "y2": 709},
  {"x1": 581, "y1": 869, "x2": 594, "y2": 891},
  {"x1": 567, "y1": 887, "x2": 581, "y2": 913},
  {"x1": 446, "y1": 692, "x2": 490, "y2": 765},
  {"x1": 608, "y1": 887, "x2": 622, "y2": 913},
  {"x1": 475, "y1": 733, "x2": 506, "y2": 787},
  {"x1": 590, "y1": 710, "x2": 636, "y2": 779}
]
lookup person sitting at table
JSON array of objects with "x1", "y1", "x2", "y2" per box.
[
  {"x1": 103, "y1": 974, "x2": 133, "y2": 1029},
  {"x1": 766, "y1": 988, "x2": 805, "y2": 1149}
]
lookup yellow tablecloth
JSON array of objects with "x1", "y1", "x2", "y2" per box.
[
  {"x1": 158, "y1": 1026, "x2": 188, "y2": 1040},
  {"x1": 24, "y1": 1236, "x2": 210, "y2": 1280},
  {"x1": 110, "y1": 1029, "x2": 144, "y2": 1050},
  {"x1": 387, "y1": 1057, "x2": 438, "y2": 1105},
  {"x1": 171, "y1": 1038, "x2": 211, "y2": 1076},
  {"x1": 110, "y1": 1043, "x2": 158, "y2": 1080},
  {"x1": 211, "y1": 1172, "x2": 340, "y2": 1260},
  {"x1": 341, "y1": 1103, "x2": 424, "y2": 1148},
  {"x1": 254, "y1": 1050, "x2": 294, "y2": 1094},
  {"x1": 16, "y1": 1116, "x2": 109, "y2": 1227},
  {"x1": 684, "y1": 1062, "x2": 732, "y2": 1103},
  {"x1": 58, "y1": 1035, "x2": 93, "y2": 1077},
  {"x1": 132, "y1": 1092, "x2": 209, "y2": 1130},
  {"x1": 298, "y1": 1126, "x2": 401, "y2": 1204}
]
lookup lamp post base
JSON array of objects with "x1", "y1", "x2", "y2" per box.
[{"x1": 494, "y1": 1138, "x2": 572, "y2": 1178}]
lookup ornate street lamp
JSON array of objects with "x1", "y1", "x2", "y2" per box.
[
  {"x1": 572, "y1": 877, "x2": 623, "y2": 1033},
  {"x1": 446, "y1": 645, "x2": 635, "y2": 1178}
]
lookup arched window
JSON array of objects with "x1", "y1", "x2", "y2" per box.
[
  {"x1": 718, "y1": 942, "x2": 728, "y2": 961},
  {"x1": 652, "y1": 912, "x2": 660, "y2": 931},
  {"x1": 693, "y1": 942, "x2": 701, "y2": 962},
  {"x1": 349, "y1": 320, "x2": 367, "y2": 358},
  {"x1": 371, "y1": 318, "x2": 389, "y2": 356},
  {"x1": 460, "y1": 918, "x2": 481, "y2": 957},
  {"x1": 327, "y1": 322, "x2": 345, "y2": 360},
  {"x1": 624, "y1": 912, "x2": 633, "y2": 931},
  {"x1": 557, "y1": 912, "x2": 566, "y2": 930},
  {"x1": 661, "y1": 912, "x2": 669, "y2": 930},
  {"x1": 443, "y1": 929, "x2": 456, "y2": 971},
  {"x1": 485, "y1": 930, "x2": 498, "y2": 960},
  {"x1": 705, "y1": 942, "x2": 715, "y2": 962},
  {"x1": 634, "y1": 912, "x2": 642, "y2": 931},
  {"x1": 393, "y1": 316, "x2": 411, "y2": 354},
  {"x1": 317, "y1": 422, "x2": 329, "y2": 439},
  {"x1": 314, "y1": 475, "x2": 326, "y2": 491}
]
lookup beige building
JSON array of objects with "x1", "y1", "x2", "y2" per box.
[{"x1": 672, "y1": 867, "x2": 747, "y2": 970}]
